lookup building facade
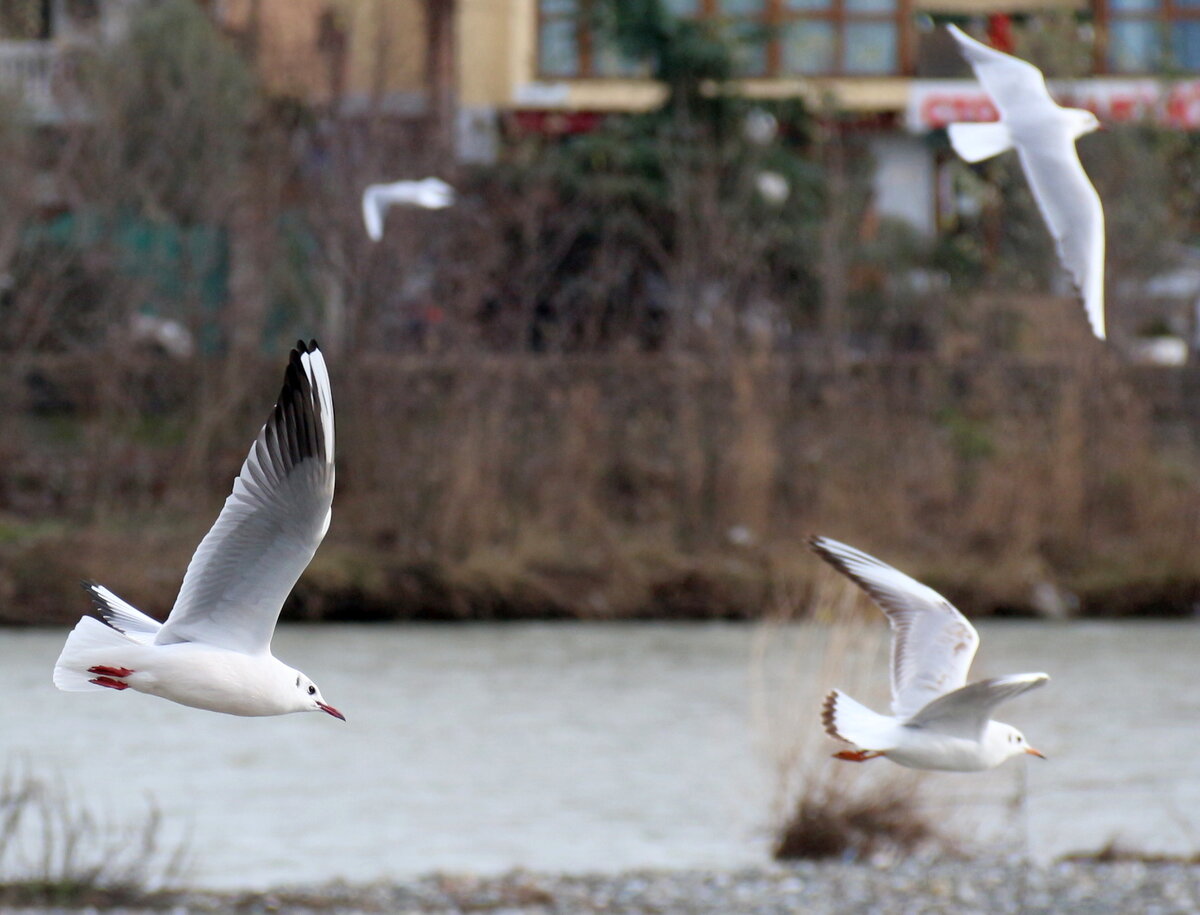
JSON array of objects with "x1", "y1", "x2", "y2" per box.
[{"x1": 6, "y1": 0, "x2": 1200, "y2": 233}]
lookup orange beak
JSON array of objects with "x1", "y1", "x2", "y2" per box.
[{"x1": 1025, "y1": 746, "x2": 1046, "y2": 759}]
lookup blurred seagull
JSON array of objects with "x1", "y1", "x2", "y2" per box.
[
  {"x1": 811, "y1": 536, "x2": 1047, "y2": 771},
  {"x1": 54, "y1": 341, "x2": 344, "y2": 721},
  {"x1": 362, "y1": 177, "x2": 456, "y2": 241},
  {"x1": 946, "y1": 24, "x2": 1105, "y2": 339}
]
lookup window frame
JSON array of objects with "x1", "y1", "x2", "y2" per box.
[
  {"x1": 1098, "y1": 0, "x2": 1200, "y2": 74},
  {"x1": 533, "y1": 0, "x2": 912, "y2": 80}
]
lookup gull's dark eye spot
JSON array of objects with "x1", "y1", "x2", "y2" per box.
[
  {"x1": 295, "y1": 676, "x2": 301, "y2": 687},
  {"x1": 308, "y1": 685, "x2": 317, "y2": 695}
]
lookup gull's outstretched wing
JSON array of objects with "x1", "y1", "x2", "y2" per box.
[
  {"x1": 156, "y1": 340, "x2": 335, "y2": 654},
  {"x1": 809, "y1": 536, "x2": 980, "y2": 720},
  {"x1": 361, "y1": 186, "x2": 384, "y2": 241},
  {"x1": 1018, "y1": 143, "x2": 1107, "y2": 339},
  {"x1": 905, "y1": 672, "x2": 1050, "y2": 739},
  {"x1": 946, "y1": 25, "x2": 1056, "y2": 120}
]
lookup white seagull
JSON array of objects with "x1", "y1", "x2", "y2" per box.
[
  {"x1": 54, "y1": 340, "x2": 344, "y2": 721},
  {"x1": 811, "y1": 536, "x2": 1047, "y2": 771},
  {"x1": 946, "y1": 24, "x2": 1106, "y2": 340},
  {"x1": 361, "y1": 177, "x2": 455, "y2": 241}
]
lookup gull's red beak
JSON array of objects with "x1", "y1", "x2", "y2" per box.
[
  {"x1": 1025, "y1": 746, "x2": 1046, "y2": 759},
  {"x1": 318, "y1": 702, "x2": 346, "y2": 721}
]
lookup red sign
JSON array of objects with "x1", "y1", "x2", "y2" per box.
[{"x1": 908, "y1": 79, "x2": 1200, "y2": 131}]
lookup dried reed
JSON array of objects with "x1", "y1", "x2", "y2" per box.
[{"x1": 0, "y1": 763, "x2": 189, "y2": 905}]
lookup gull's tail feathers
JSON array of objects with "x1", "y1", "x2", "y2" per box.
[
  {"x1": 822, "y1": 689, "x2": 896, "y2": 751},
  {"x1": 82, "y1": 582, "x2": 161, "y2": 644},
  {"x1": 947, "y1": 121, "x2": 1014, "y2": 163},
  {"x1": 53, "y1": 616, "x2": 141, "y2": 692}
]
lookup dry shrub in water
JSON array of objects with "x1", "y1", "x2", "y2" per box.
[
  {"x1": 752, "y1": 571, "x2": 952, "y2": 861},
  {"x1": 0, "y1": 765, "x2": 188, "y2": 905},
  {"x1": 773, "y1": 781, "x2": 937, "y2": 860}
]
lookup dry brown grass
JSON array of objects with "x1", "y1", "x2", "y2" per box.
[
  {"x1": 6, "y1": 343, "x2": 1200, "y2": 623},
  {"x1": 772, "y1": 784, "x2": 940, "y2": 861},
  {"x1": 0, "y1": 764, "x2": 189, "y2": 905}
]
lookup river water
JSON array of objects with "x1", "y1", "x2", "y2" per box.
[{"x1": 1, "y1": 622, "x2": 1196, "y2": 889}]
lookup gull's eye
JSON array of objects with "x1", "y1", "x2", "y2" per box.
[{"x1": 308, "y1": 685, "x2": 317, "y2": 696}]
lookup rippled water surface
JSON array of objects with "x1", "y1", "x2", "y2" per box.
[{"x1": 1, "y1": 622, "x2": 1196, "y2": 888}]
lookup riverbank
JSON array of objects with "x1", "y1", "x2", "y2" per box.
[
  {"x1": 8, "y1": 353, "x2": 1200, "y2": 625},
  {"x1": 6, "y1": 861, "x2": 1200, "y2": 914},
  {"x1": 7, "y1": 514, "x2": 1200, "y2": 627}
]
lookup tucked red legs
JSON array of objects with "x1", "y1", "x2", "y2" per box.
[
  {"x1": 833, "y1": 750, "x2": 884, "y2": 762},
  {"x1": 88, "y1": 665, "x2": 135, "y2": 677},
  {"x1": 86, "y1": 666, "x2": 135, "y2": 690},
  {"x1": 88, "y1": 676, "x2": 129, "y2": 690}
]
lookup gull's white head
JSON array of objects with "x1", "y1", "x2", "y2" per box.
[
  {"x1": 985, "y1": 721, "x2": 1044, "y2": 765},
  {"x1": 288, "y1": 669, "x2": 345, "y2": 720},
  {"x1": 1068, "y1": 108, "x2": 1102, "y2": 139}
]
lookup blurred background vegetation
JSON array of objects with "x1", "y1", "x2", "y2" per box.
[{"x1": 5, "y1": 0, "x2": 1200, "y2": 624}]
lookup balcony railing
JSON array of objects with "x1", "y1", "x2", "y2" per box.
[{"x1": 0, "y1": 40, "x2": 65, "y2": 121}]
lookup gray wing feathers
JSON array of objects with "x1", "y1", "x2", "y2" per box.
[
  {"x1": 156, "y1": 341, "x2": 335, "y2": 654},
  {"x1": 808, "y1": 536, "x2": 980, "y2": 719},
  {"x1": 905, "y1": 673, "x2": 1050, "y2": 739},
  {"x1": 947, "y1": 25, "x2": 1054, "y2": 118},
  {"x1": 1018, "y1": 145, "x2": 1106, "y2": 338}
]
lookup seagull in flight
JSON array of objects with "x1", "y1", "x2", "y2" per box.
[
  {"x1": 946, "y1": 24, "x2": 1106, "y2": 339},
  {"x1": 54, "y1": 341, "x2": 344, "y2": 720},
  {"x1": 811, "y1": 536, "x2": 1047, "y2": 771},
  {"x1": 362, "y1": 177, "x2": 455, "y2": 241}
]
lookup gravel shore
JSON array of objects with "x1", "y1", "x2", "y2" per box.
[{"x1": 8, "y1": 860, "x2": 1200, "y2": 915}]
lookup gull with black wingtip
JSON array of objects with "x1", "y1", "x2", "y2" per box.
[
  {"x1": 53, "y1": 340, "x2": 345, "y2": 721},
  {"x1": 811, "y1": 536, "x2": 1047, "y2": 771}
]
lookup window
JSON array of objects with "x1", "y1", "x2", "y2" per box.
[
  {"x1": 537, "y1": 0, "x2": 648, "y2": 78},
  {"x1": 535, "y1": 0, "x2": 908, "y2": 78},
  {"x1": 719, "y1": 0, "x2": 770, "y2": 76},
  {"x1": 0, "y1": 0, "x2": 51, "y2": 40},
  {"x1": 782, "y1": 0, "x2": 901, "y2": 75},
  {"x1": 1104, "y1": 0, "x2": 1200, "y2": 72}
]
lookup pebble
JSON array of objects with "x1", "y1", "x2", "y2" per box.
[{"x1": 6, "y1": 860, "x2": 1200, "y2": 915}]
